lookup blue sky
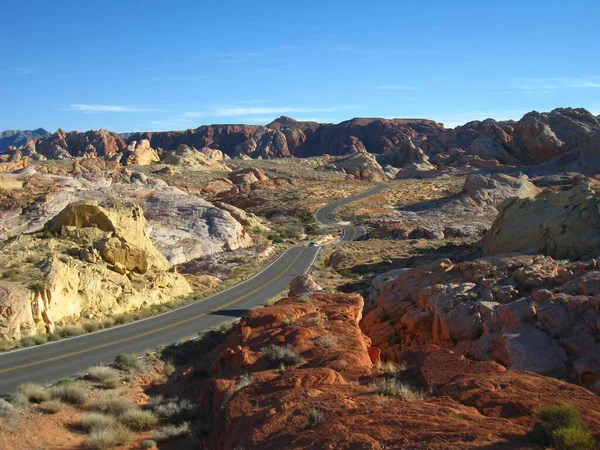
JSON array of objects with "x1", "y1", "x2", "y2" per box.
[{"x1": 1, "y1": 0, "x2": 600, "y2": 132}]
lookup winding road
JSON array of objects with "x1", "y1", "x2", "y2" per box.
[{"x1": 0, "y1": 184, "x2": 386, "y2": 394}]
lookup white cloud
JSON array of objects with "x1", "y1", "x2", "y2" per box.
[
  {"x1": 511, "y1": 77, "x2": 600, "y2": 94},
  {"x1": 11, "y1": 67, "x2": 35, "y2": 75},
  {"x1": 214, "y1": 105, "x2": 359, "y2": 116},
  {"x1": 375, "y1": 85, "x2": 415, "y2": 91},
  {"x1": 69, "y1": 104, "x2": 155, "y2": 113}
]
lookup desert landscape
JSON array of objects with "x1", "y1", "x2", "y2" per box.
[
  {"x1": 1, "y1": 107, "x2": 600, "y2": 450},
  {"x1": 2, "y1": 1, "x2": 600, "y2": 449}
]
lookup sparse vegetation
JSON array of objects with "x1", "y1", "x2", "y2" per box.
[
  {"x1": 57, "y1": 324, "x2": 85, "y2": 338},
  {"x1": 38, "y1": 400, "x2": 64, "y2": 414},
  {"x1": 118, "y1": 409, "x2": 159, "y2": 431},
  {"x1": 282, "y1": 316, "x2": 296, "y2": 326},
  {"x1": 85, "y1": 366, "x2": 120, "y2": 388},
  {"x1": 307, "y1": 408, "x2": 325, "y2": 428},
  {"x1": 113, "y1": 353, "x2": 141, "y2": 372},
  {"x1": 82, "y1": 321, "x2": 100, "y2": 333},
  {"x1": 89, "y1": 391, "x2": 135, "y2": 415},
  {"x1": 162, "y1": 361, "x2": 176, "y2": 377},
  {"x1": 376, "y1": 360, "x2": 406, "y2": 376},
  {"x1": 78, "y1": 413, "x2": 118, "y2": 433},
  {"x1": 83, "y1": 425, "x2": 132, "y2": 450},
  {"x1": 315, "y1": 334, "x2": 337, "y2": 348},
  {"x1": 530, "y1": 404, "x2": 595, "y2": 449},
  {"x1": 151, "y1": 396, "x2": 198, "y2": 420},
  {"x1": 374, "y1": 379, "x2": 426, "y2": 400},
  {"x1": 0, "y1": 398, "x2": 15, "y2": 417},
  {"x1": 235, "y1": 373, "x2": 253, "y2": 391},
  {"x1": 49, "y1": 382, "x2": 87, "y2": 405},
  {"x1": 18, "y1": 382, "x2": 50, "y2": 404},
  {"x1": 152, "y1": 422, "x2": 192, "y2": 442},
  {"x1": 261, "y1": 344, "x2": 304, "y2": 367},
  {"x1": 141, "y1": 440, "x2": 157, "y2": 449}
]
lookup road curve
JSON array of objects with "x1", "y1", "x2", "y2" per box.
[
  {"x1": 314, "y1": 183, "x2": 388, "y2": 242},
  {"x1": 0, "y1": 184, "x2": 386, "y2": 394}
]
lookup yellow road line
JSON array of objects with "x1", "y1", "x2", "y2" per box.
[{"x1": 0, "y1": 248, "x2": 306, "y2": 375}]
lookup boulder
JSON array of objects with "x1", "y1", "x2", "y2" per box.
[
  {"x1": 123, "y1": 139, "x2": 160, "y2": 166},
  {"x1": 319, "y1": 152, "x2": 386, "y2": 182},
  {"x1": 483, "y1": 183, "x2": 600, "y2": 260},
  {"x1": 45, "y1": 199, "x2": 170, "y2": 272},
  {"x1": 492, "y1": 323, "x2": 568, "y2": 376},
  {"x1": 288, "y1": 274, "x2": 324, "y2": 296}
]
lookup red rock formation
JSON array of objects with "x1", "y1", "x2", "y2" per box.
[
  {"x1": 169, "y1": 292, "x2": 600, "y2": 449},
  {"x1": 362, "y1": 254, "x2": 600, "y2": 392}
]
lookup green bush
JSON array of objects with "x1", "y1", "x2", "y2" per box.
[
  {"x1": 552, "y1": 426, "x2": 595, "y2": 450},
  {"x1": 261, "y1": 345, "x2": 304, "y2": 367},
  {"x1": 306, "y1": 408, "x2": 325, "y2": 428},
  {"x1": 113, "y1": 353, "x2": 141, "y2": 372},
  {"x1": 141, "y1": 440, "x2": 157, "y2": 449},
  {"x1": 530, "y1": 404, "x2": 594, "y2": 449}
]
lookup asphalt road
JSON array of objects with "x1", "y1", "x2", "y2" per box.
[
  {"x1": 0, "y1": 184, "x2": 387, "y2": 394},
  {"x1": 314, "y1": 183, "x2": 388, "y2": 242}
]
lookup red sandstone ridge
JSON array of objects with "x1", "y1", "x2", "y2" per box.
[
  {"x1": 167, "y1": 292, "x2": 600, "y2": 449},
  {"x1": 362, "y1": 254, "x2": 600, "y2": 393}
]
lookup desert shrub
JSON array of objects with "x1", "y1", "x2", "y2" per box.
[
  {"x1": 83, "y1": 425, "x2": 131, "y2": 450},
  {"x1": 306, "y1": 408, "x2": 325, "y2": 428},
  {"x1": 315, "y1": 335, "x2": 337, "y2": 348},
  {"x1": 38, "y1": 400, "x2": 64, "y2": 414},
  {"x1": 85, "y1": 366, "x2": 120, "y2": 388},
  {"x1": 82, "y1": 322, "x2": 100, "y2": 333},
  {"x1": 530, "y1": 404, "x2": 594, "y2": 449},
  {"x1": 152, "y1": 422, "x2": 192, "y2": 442},
  {"x1": 162, "y1": 361, "x2": 176, "y2": 377},
  {"x1": 29, "y1": 282, "x2": 45, "y2": 293},
  {"x1": 113, "y1": 353, "x2": 141, "y2": 372},
  {"x1": 303, "y1": 315, "x2": 322, "y2": 327},
  {"x1": 78, "y1": 413, "x2": 118, "y2": 432},
  {"x1": 18, "y1": 382, "x2": 50, "y2": 404},
  {"x1": 261, "y1": 345, "x2": 304, "y2": 367},
  {"x1": 375, "y1": 379, "x2": 426, "y2": 400},
  {"x1": 18, "y1": 336, "x2": 38, "y2": 348},
  {"x1": 282, "y1": 316, "x2": 296, "y2": 326},
  {"x1": 118, "y1": 409, "x2": 158, "y2": 431},
  {"x1": 376, "y1": 360, "x2": 406, "y2": 376},
  {"x1": 48, "y1": 332, "x2": 62, "y2": 342},
  {"x1": 151, "y1": 397, "x2": 198, "y2": 420},
  {"x1": 57, "y1": 325, "x2": 85, "y2": 338},
  {"x1": 141, "y1": 440, "x2": 157, "y2": 449},
  {"x1": 101, "y1": 317, "x2": 115, "y2": 329},
  {"x1": 49, "y1": 382, "x2": 87, "y2": 406},
  {"x1": 113, "y1": 314, "x2": 134, "y2": 325},
  {"x1": 0, "y1": 398, "x2": 15, "y2": 417},
  {"x1": 552, "y1": 426, "x2": 595, "y2": 450},
  {"x1": 235, "y1": 374, "x2": 253, "y2": 391},
  {"x1": 89, "y1": 391, "x2": 135, "y2": 416}
]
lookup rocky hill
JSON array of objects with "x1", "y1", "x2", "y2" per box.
[
  {"x1": 15, "y1": 108, "x2": 600, "y2": 176},
  {"x1": 0, "y1": 128, "x2": 49, "y2": 152}
]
